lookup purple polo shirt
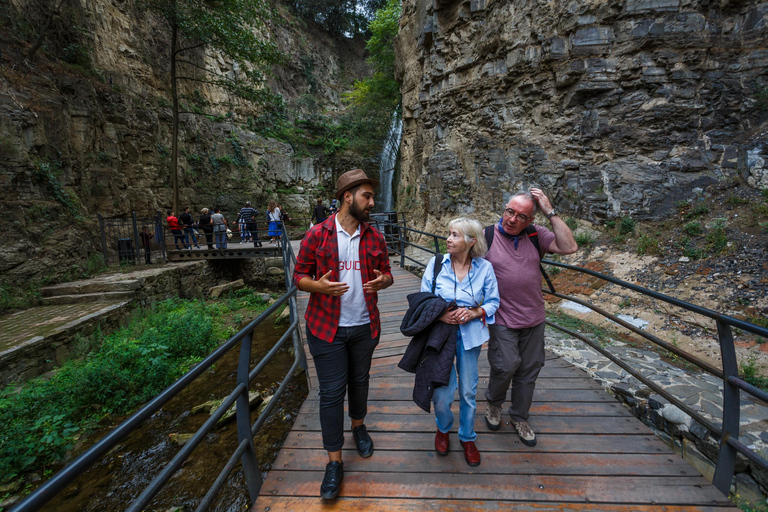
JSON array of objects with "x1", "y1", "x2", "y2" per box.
[{"x1": 484, "y1": 223, "x2": 555, "y2": 329}]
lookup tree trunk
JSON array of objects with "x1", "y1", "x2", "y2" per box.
[{"x1": 171, "y1": 20, "x2": 180, "y2": 215}]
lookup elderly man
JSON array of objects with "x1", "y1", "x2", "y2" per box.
[
  {"x1": 293, "y1": 169, "x2": 394, "y2": 499},
  {"x1": 484, "y1": 188, "x2": 578, "y2": 446}
]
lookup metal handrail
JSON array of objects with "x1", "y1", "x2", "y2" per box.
[
  {"x1": 372, "y1": 214, "x2": 768, "y2": 496},
  {"x1": 12, "y1": 224, "x2": 306, "y2": 512}
]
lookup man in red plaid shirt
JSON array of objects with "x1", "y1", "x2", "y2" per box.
[{"x1": 293, "y1": 169, "x2": 393, "y2": 500}]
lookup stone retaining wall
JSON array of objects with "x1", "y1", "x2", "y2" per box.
[{"x1": 1, "y1": 260, "x2": 276, "y2": 385}]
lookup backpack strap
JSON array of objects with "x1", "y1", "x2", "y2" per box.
[
  {"x1": 523, "y1": 225, "x2": 556, "y2": 294},
  {"x1": 484, "y1": 225, "x2": 495, "y2": 250},
  {"x1": 431, "y1": 253, "x2": 443, "y2": 294}
]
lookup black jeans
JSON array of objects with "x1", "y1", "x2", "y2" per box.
[{"x1": 306, "y1": 324, "x2": 379, "y2": 452}]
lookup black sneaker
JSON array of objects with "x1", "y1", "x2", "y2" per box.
[
  {"x1": 320, "y1": 461, "x2": 343, "y2": 499},
  {"x1": 352, "y1": 424, "x2": 374, "y2": 458}
]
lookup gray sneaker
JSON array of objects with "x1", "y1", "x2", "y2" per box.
[
  {"x1": 485, "y1": 404, "x2": 501, "y2": 430},
  {"x1": 511, "y1": 420, "x2": 537, "y2": 447}
]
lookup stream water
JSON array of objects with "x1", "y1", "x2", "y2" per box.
[{"x1": 42, "y1": 319, "x2": 308, "y2": 512}]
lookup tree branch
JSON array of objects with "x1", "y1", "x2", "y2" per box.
[
  {"x1": 174, "y1": 41, "x2": 209, "y2": 56},
  {"x1": 176, "y1": 59, "x2": 231, "y2": 80}
]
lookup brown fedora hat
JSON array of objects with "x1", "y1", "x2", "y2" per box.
[{"x1": 335, "y1": 168, "x2": 379, "y2": 200}]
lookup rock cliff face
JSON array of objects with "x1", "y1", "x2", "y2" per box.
[
  {"x1": 394, "y1": 0, "x2": 768, "y2": 230},
  {"x1": 0, "y1": 0, "x2": 369, "y2": 284}
]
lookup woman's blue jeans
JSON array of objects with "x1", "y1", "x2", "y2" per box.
[{"x1": 432, "y1": 332, "x2": 481, "y2": 442}]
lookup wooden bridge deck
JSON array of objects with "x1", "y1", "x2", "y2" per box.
[{"x1": 253, "y1": 264, "x2": 736, "y2": 511}]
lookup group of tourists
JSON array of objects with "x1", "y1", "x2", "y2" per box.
[
  {"x1": 293, "y1": 168, "x2": 578, "y2": 500},
  {"x1": 165, "y1": 201, "x2": 288, "y2": 251}
]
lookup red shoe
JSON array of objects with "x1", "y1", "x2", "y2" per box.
[
  {"x1": 460, "y1": 440, "x2": 481, "y2": 466},
  {"x1": 435, "y1": 430, "x2": 449, "y2": 455}
]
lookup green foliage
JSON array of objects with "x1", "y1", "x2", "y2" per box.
[
  {"x1": 636, "y1": 233, "x2": 661, "y2": 256},
  {"x1": 343, "y1": 0, "x2": 402, "y2": 153},
  {"x1": 725, "y1": 194, "x2": 748, "y2": 206},
  {"x1": 684, "y1": 221, "x2": 702, "y2": 236},
  {"x1": 156, "y1": 143, "x2": 169, "y2": 157},
  {"x1": 706, "y1": 219, "x2": 728, "y2": 253},
  {"x1": 0, "y1": 283, "x2": 41, "y2": 314},
  {"x1": 290, "y1": 0, "x2": 385, "y2": 37},
  {"x1": 762, "y1": 188, "x2": 768, "y2": 200},
  {"x1": 32, "y1": 159, "x2": 81, "y2": 217},
  {"x1": 548, "y1": 311, "x2": 614, "y2": 346},
  {"x1": 685, "y1": 203, "x2": 709, "y2": 219},
  {"x1": 680, "y1": 237, "x2": 704, "y2": 260},
  {"x1": 755, "y1": 83, "x2": 768, "y2": 111},
  {"x1": 564, "y1": 217, "x2": 578, "y2": 231},
  {"x1": 618, "y1": 216, "x2": 635, "y2": 235},
  {"x1": 0, "y1": 293, "x2": 270, "y2": 481},
  {"x1": 605, "y1": 219, "x2": 616, "y2": 229},
  {"x1": 740, "y1": 359, "x2": 768, "y2": 392},
  {"x1": 574, "y1": 231, "x2": 594, "y2": 247},
  {"x1": 753, "y1": 203, "x2": 768, "y2": 217}
]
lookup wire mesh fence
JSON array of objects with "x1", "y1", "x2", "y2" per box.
[{"x1": 98, "y1": 212, "x2": 166, "y2": 268}]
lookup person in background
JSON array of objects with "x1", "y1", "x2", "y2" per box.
[
  {"x1": 179, "y1": 206, "x2": 199, "y2": 249},
  {"x1": 292, "y1": 169, "x2": 393, "y2": 500},
  {"x1": 166, "y1": 210, "x2": 186, "y2": 250},
  {"x1": 483, "y1": 189, "x2": 578, "y2": 447},
  {"x1": 199, "y1": 208, "x2": 214, "y2": 250},
  {"x1": 419, "y1": 218, "x2": 499, "y2": 467},
  {"x1": 329, "y1": 198, "x2": 338, "y2": 216},
  {"x1": 239, "y1": 201, "x2": 258, "y2": 245},
  {"x1": 267, "y1": 200, "x2": 281, "y2": 245},
  {"x1": 139, "y1": 226, "x2": 154, "y2": 264},
  {"x1": 211, "y1": 207, "x2": 228, "y2": 249},
  {"x1": 312, "y1": 197, "x2": 330, "y2": 225}
]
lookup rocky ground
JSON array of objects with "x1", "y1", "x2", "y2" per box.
[{"x1": 554, "y1": 178, "x2": 768, "y2": 379}]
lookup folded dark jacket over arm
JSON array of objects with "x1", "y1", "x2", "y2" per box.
[{"x1": 398, "y1": 292, "x2": 457, "y2": 412}]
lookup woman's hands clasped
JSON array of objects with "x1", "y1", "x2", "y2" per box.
[{"x1": 439, "y1": 306, "x2": 481, "y2": 325}]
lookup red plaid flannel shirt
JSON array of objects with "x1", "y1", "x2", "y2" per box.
[{"x1": 293, "y1": 214, "x2": 393, "y2": 343}]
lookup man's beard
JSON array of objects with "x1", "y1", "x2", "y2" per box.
[{"x1": 349, "y1": 199, "x2": 371, "y2": 223}]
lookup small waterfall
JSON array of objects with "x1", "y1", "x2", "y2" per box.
[{"x1": 377, "y1": 114, "x2": 402, "y2": 213}]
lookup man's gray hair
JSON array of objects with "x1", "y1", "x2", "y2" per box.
[
  {"x1": 510, "y1": 191, "x2": 539, "y2": 214},
  {"x1": 448, "y1": 217, "x2": 488, "y2": 258}
]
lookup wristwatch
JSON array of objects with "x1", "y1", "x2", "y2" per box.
[{"x1": 546, "y1": 209, "x2": 558, "y2": 220}]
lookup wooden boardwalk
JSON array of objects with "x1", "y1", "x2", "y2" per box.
[{"x1": 253, "y1": 264, "x2": 736, "y2": 511}]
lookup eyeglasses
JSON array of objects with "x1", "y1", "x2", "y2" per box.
[{"x1": 503, "y1": 208, "x2": 531, "y2": 222}]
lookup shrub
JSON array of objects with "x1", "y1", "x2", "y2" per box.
[
  {"x1": 706, "y1": 219, "x2": 728, "y2": 253},
  {"x1": 636, "y1": 234, "x2": 661, "y2": 256},
  {"x1": 619, "y1": 216, "x2": 635, "y2": 235},
  {"x1": 685, "y1": 203, "x2": 709, "y2": 219},
  {"x1": 741, "y1": 359, "x2": 768, "y2": 392},
  {"x1": 683, "y1": 221, "x2": 702, "y2": 236},
  {"x1": 574, "y1": 231, "x2": 594, "y2": 247},
  {"x1": 565, "y1": 217, "x2": 578, "y2": 231}
]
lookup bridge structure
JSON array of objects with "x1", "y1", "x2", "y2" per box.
[
  {"x1": 252, "y1": 261, "x2": 737, "y2": 512},
  {"x1": 14, "y1": 216, "x2": 767, "y2": 512}
]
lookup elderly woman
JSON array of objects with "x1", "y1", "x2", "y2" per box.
[{"x1": 420, "y1": 217, "x2": 499, "y2": 466}]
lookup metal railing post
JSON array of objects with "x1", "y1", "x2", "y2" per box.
[
  {"x1": 236, "y1": 332, "x2": 262, "y2": 500},
  {"x1": 712, "y1": 320, "x2": 740, "y2": 495},
  {"x1": 132, "y1": 211, "x2": 141, "y2": 265},
  {"x1": 433, "y1": 235, "x2": 440, "y2": 256},
  {"x1": 98, "y1": 213, "x2": 109, "y2": 266}
]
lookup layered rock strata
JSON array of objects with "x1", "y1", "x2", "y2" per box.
[{"x1": 394, "y1": 0, "x2": 768, "y2": 227}]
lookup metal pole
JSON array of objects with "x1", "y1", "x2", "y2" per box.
[
  {"x1": 132, "y1": 211, "x2": 141, "y2": 265},
  {"x1": 158, "y1": 210, "x2": 167, "y2": 263},
  {"x1": 433, "y1": 235, "x2": 440, "y2": 256},
  {"x1": 236, "y1": 333, "x2": 262, "y2": 500},
  {"x1": 712, "y1": 320, "x2": 739, "y2": 495},
  {"x1": 98, "y1": 213, "x2": 109, "y2": 267}
]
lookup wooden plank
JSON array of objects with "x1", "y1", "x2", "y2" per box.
[
  {"x1": 259, "y1": 472, "x2": 731, "y2": 505},
  {"x1": 270, "y1": 449, "x2": 698, "y2": 477},
  {"x1": 253, "y1": 496, "x2": 735, "y2": 512},
  {"x1": 281, "y1": 431, "x2": 672, "y2": 454},
  {"x1": 259, "y1": 263, "x2": 738, "y2": 512},
  {"x1": 308, "y1": 387, "x2": 618, "y2": 402},
  {"x1": 298, "y1": 400, "x2": 633, "y2": 417},
  {"x1": 289, "y1": 412, "x2": 654, "y2": 435}
]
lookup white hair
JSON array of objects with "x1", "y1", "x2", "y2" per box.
[{"x1": 448, "y1": 217, "x2": 487, "y2": 258}]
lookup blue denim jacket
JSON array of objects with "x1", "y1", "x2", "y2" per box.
[{"x1": 420, "y1": 254, "x2": 500, "y2": 350}]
